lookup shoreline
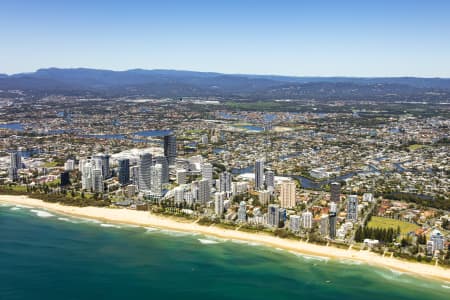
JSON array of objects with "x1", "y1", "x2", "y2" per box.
[{"x1": 1, "y1": 195, "x2": 449, "y2": 282}]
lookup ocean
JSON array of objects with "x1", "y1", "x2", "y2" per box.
[{"x1": 1, "y1": 203, "x2": 449, "y2": 300}]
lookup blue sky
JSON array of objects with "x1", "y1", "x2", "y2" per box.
[{"x1": 1, "y1": 0, "x2": 449, "y2": 77}]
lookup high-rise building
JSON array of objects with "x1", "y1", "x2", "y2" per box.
[
  {"x1": 214, "y1": 192, "x2": 225, "y2": 216},
  {"x1": 267, "y1": 204, "x2": 280, "y2": 227},
  {"x1": 118, "y1": 158, "x2": 130, "y2": 185},
  {"x1": 258, "y1": 190, "x2": 271, "y2": 206},
  {"x1": 237, "y1": 201, "x2": 247, "y2": 222},
  {"x1": 430, "y1": 229, "x2": 445, "y2": 252},
  {"x1": 265, "y1": 170, "x2": 274, "y2": 191},
  {"x1": 81, "y1": 160, "x2": 93, "y2": 191},
  {"x1": 279, "y1": 180, "x2": 296, "y2": 208},
  {"x1": 329, "y1": 212, "x2": 337, "y2": 239},
  {"x1": 346, "y1": 195, "x2": 358, "y2": 221},
  {"x1": 150, "y1": 163, "x2": 163, "y2": 196},
  {"x1": 92, "y1": 169, "x2": 104, "y2": 193},
  {"x1": 219, "y1": 171, "x2": 232, "y2": 194},
  {"x1": 164, "y1": 134, "x2": 177, "y2": 166},
  {"x1": 289, "y1": 215, "x2": 301, "y2": 232},
  {"x1": 330, "y1": 182, "x2": 341, "y2": 203},
  {"x1": 60, "y1": 171, "x2": 70, "y2": 187},
  {"x1": 10, "y1": 151, "x2": 22, "y2": 169},
  {"x1": 8, "y1": 167, "x2": 18, "y2": 182},
  {"x1": 154, "y1": 156, "x2": 169, "y2": 184},
  {"x1": 202, "y1": 163, "x2": 213, "y2": 188},
  {"x1": 198, "y1": 179, "x2": 211, "y2": 204},
  {"x1": 302, "y1": 211, "x2": 313, "y2": 229},
  {"x1": 8, "y1": 151, "x2": 21, "y2": 181},
  {"x1": 138, "y1": 153, "x2": 152, "y2": 192},
  {"x1": 176, "y1": 169, "x2": 187, "y2": 185},
  {"x1": 320, "y1": 214, "x2": 329, "y2": 236},
  {"x1": 93, "y1": 154, "x2": 110, "y2": 179},
  {"x1": 254, "y1": 159, "x2": 264, "y2": 190},
  {"x1": 130, "y1": 165, "x2": 140, "y2": 186}
]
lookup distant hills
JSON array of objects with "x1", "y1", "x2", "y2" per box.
[{"x1": 1, "y1": 68, "x2": 449, "y2": 101}]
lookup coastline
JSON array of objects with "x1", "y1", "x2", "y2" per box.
[{"x1": 1, "y1": 195, "x2": 449, "y2": 282}]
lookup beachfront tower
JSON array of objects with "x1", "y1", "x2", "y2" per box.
[
  {"x1": 254, "y1": 159, "x2": 264, "y2": 190},
  {"x1": 138, "y1": 153, "x2": 152, "y2": 192},
  {"x1": 164, "y1": 134, "x2": 177, "y2": 166},
  {"x1": 330, "y1": 182, "x2": 341, "y2": 203},
  {"x1": 346, "y1": 195, "x2": 358, "y2": 222},
  {"x1": 118, "y1": 158, "x2": 130, "y2": 185}
]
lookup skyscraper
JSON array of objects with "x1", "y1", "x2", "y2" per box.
[
  {"x1": 267, "y1": 204, "x2": 280, "y2": 227},
  {"x1": 198, "y1": 179, "x2": 211, "y2": 204},
  {"x1": 219, "y1": 171, "x2": 232, "y2": 194},
  {"x1": 154, "y1": 156, "x2": 169, "y2": 184},
  {"x1": 329, "y1": 212, "x2": 337, "y2": 239},
  {"x1": 8, "y1": 151, "x2": 21, "y2": 181},
  {"x1": 202, "y1": 162, "x2": 213, "y2": 188},
  {"x1": 60, "y1": 171, "x2": 70, "y2": 187},
  {"x1": 92, "y1": 168, "x2": 104, "y2": 193},
  {"x1": 10, "y1": 151, "x2": 21, "y2": 169},
  {"x1": 164, "y1": 134, "x2": 177, "y2": 166},
  {"x1": 118, "y1": 158, "x2": 130, "y2": 185},
  {"x1": 130, "y1": 165, "x2": 140, "y2": 187},
  {"x1": 346, "y1": 195, "x2": 358, "y2": 221},
  {"x1": 214, "y1": 192, "x2": 225, "y2": 216},
  {"x1": 176, "y1": 169, "x2": 187, "y2": 185},
  {"x1": 330, "y1": 182, "x2": 341, "y2": 203},
  {"x1": 279, "y1": 180, "x2": 296, "y2": 208},
  {"x1": 254, "y1": 159, "x2": 264, "y2": 190},
  {"x1": 289, "y1": 215, "x2": 301, "y2": 232},
  {"x1": 150, "y1": 163, "x2": 163, "y2": 196},
  {"x1": 138, "y1": 153, "x2": 152, "y2": 192},
  {"x1": 320, "y1": 214, "x2": 329, "y2": 236},
  {"x1": 237, "y1": 201, "x2": 247, "y2": 222},
  {"x1": 93, "y1": 153, "x2": 110, "y2": 179},
  {"x1": 81, "y1": 159, "x2": 93, "y2": 191},
  {"x1": 265, "y1": 170, "x2": 274, "y2": 191}
]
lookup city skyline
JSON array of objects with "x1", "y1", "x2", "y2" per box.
[{"x1": 1, "y1": 0, "x2": 450, "y2": 77}]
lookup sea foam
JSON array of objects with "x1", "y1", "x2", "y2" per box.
[
  {"x1": 30, "y1": 209, "x2": 54, "y2": 218},
  {"x1": 198, "y1": 238, "x2": 220, "y2": 245},
  {"x1": 100, "y1": 223, "x2": 121, "y2": 229}
]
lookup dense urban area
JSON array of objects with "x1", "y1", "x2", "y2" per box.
[{"x1": 1, "y1": 90, "x2": 449, "y2": 266}]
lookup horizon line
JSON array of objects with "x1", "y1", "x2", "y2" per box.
[{"x1": 2, "y1": 66, "x2": 450, "y2": 80}]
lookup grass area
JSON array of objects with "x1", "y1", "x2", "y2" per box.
[
  {"x1": 43, "y1": 161, "x2": 60, "y2": 168},
  {"x1": 367, "y1": 216, "x2": 419, "y2": 236},
  {"x1": 408, "y1": 144, "x2": 424, "y2": 151}
]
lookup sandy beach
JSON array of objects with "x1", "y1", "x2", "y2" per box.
[{"x1": 1, "y1": 195, "x2": 449, "y2": 282}]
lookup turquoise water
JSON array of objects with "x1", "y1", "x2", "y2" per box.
[{"x1": 1, "y1": 204, "x2": 449, "y2": 300}]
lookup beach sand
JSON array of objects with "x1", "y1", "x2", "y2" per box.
[{"x1": 1, "y1": 195, "x2": 449, "y2": 282}]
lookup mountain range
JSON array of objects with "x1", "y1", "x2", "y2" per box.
[{"x1": 1, "y1": 68, "x2": 449, "y2": 101}]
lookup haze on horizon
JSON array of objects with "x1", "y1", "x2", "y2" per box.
[{"x1": 1, "y1": 0, "x2": 450, "y2": 77}]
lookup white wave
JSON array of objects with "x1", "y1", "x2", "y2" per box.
[
  {"x1": 57, "y1": 217, "x2": 78, "y2": 223},
  {"x1": 100, "y1": 223, "x2": 121, "y2": 228},
  {"x1": 442, "y1": 285, "x2": 450, "y2": 289},
  {"x1": 300, "y1": 255, "x2": 330, "y2": 262},
  {"x1": 198, "y1": 238, "x2": 220, "y2": 245},
  {"x1": 159, "y1": 229, "x2": 197, "y2": 237},
  {"x1": 339, "y1": 259, "x2": 363, "y2": 265},
  {"x1": 30, "y1": 209, "x2": 54, "y2": 218},
  {"x1": 79, "y1": 218, "x2": 101, "y2": 224},
  {"x1": 10, "y1": 207, "x2": 21, "y2": 211},
  {"x1": 230, "y1": 239, "x2": 261, "y2": 246},
  {"x1": 144, "y1": 227, "x2": 159, "y2": 233},
  {"x1": 15, "y1": 204, "x2": 33, "y2": 208}
]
